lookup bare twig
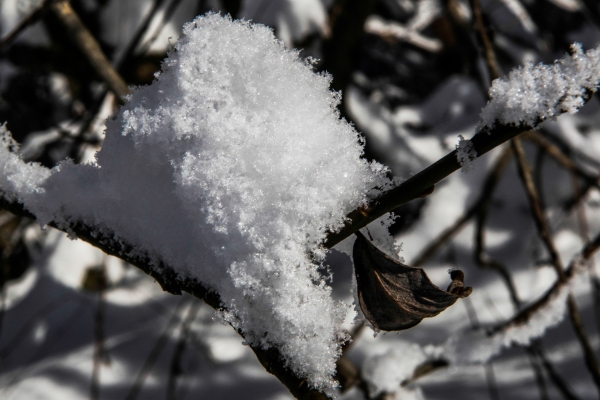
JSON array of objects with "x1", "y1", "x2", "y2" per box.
[
  {"x1": 115, "y1": 0, "x2": 168, "y2": 69},
  {"x1": 324, "y1": 123, "x2": 533, "y2": 249},
  {"x1": 133, "y1": 0, "x2": 186, "y2": 60},
  {"x1": 90, "y1": 263, "x2": 109, "y2": 400},
  {"x1": 0, "y1": 0, "x2": 48, "y2": 49},
  {"x1": 167, "y1": 300, "x2": 201, "y2": 400},
  {"x1": 512, "y1": 138, "x2": 565, "y2": 276},
  {"x1": 512, "y1": 137, "x2": 600, "y2": 394},
  {"x1": 531, "y1": 342, "x2": 580, "y2": 400},
  {"x1": 489, "y1": 231, "x2": 600, "y2": 333},
  {"x1": 469, "y1": 0, "x2": 502, "y2": 80},
  {"x1": 409, "y1": 145, "x2": 512, "y2": 268},
  {"x1": 125, "y1": 297, "x2": 187, "y2": 400},
  {"x1": 571, "y1": 172, "x2": 600, "y2": 339},
  {"x1": 523, "y1": 131, "x2": 600, "y2": 191},
  {"x1": 49, "y1": 0, "x2": 130, "y2": 101}
]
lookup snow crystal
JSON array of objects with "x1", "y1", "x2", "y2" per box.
[
  {"x1": 455, "y1": 134, "x2": 476, "y2": 172},
  {"x1": 362, "y1": 342, "x2": 427, "y2": 397},
  {"x1": 0, "y1": 124, "x2": 50, "y2": 201},
  {"x1": 0, "y1": 14, "x2": 393, "y2": 391},
  {"x1": 480, "y1": 43, "x2": 600, "y2": 129}
]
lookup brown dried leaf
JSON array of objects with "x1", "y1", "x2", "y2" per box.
[{"x1": 353, "y1": 232, "x2": 472, "y2": 331}]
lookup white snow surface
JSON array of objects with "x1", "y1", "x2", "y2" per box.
[
  {"x1": 0, "y1": 13, "x2": 393, "y2": 391},
  {"x1": 480, "y1": 43, "x2": 600, "y2": 129},
  {"x1": 362, "y1": 343, "x2": 427, "y2": 396}
]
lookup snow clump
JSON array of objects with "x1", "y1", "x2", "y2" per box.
[
  {"x1": 0, "y1": 13, "x2": 393, "y2": 391},
  {"x1": 455, "y1": 134, "x2": 476, "y2": 172},
  {"x1": 480, "y1": 43, "x2": 600, "y2": 129}
]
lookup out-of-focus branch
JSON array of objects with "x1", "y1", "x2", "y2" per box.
[
  {"x1": 364, "y1": 16, "x2": 443, "y2": 52},
  {"x1": 469, "y1": 0, "x2": 502, "y2": 80},
  {"x1": 473, "y1": 146, "x2": 520, "y2": 305},
  {"x1": 512, "y1": 138, "x2": 600, "y2": 394},
  {"x1": 0, "y1": 0, "x2": 49, "y2": 49},
  {"x1": 571, "y1": 172, "x2": 600, "y2": 339},
  {"x1": 125, "y1": 298, "x2": 187, "y2": 400},
  {"x1": 321, "y1": 0, "x2": 379, "y2": 94},
  {"x1": 523, "y1": 130, "x2": 600, "y2": 191},
  {"x1": 489, "y1": 230, "x2": 600, "y2": 333},
  {"x1": 49, "y1": 0, "x2": 130, "y2": 102},
  {"x1": 167, "y1": 300, "x2": 202, "y2": 400},
  {"x1": 512, "y1": 138, "x2": 565, "y2": 274},
  {"x1": 115, "y1": 0, "x2": 168, "y2": 69},
  {"x1": 411, "y1": 145, "x2": 512, "y2": 267}
]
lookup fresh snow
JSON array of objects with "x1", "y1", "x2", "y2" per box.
[
  {"x1": 0, "y1": 14, "x2": 392, "y2": 391},
  {"x1": 455, "y1": 134, "x2": 477, "y2": 172},
  {"x1": 480, "y1": 43, "x2": 600, "y2": 129}
]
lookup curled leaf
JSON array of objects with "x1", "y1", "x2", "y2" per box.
[{"x1": 353, "y1": 232, "x2": 472, "y2": 331}]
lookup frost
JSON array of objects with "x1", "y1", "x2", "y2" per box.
[
  {"x1": 0, "y1": 14, "x2": 392, "y2": 391},
  {"x1": 455, "y1": 134, "x2": 476, "y2": 173},
  {"x1": 362, "y1": 342, "x2": 427, "y2": 397},
  {"x1": 480, "y1": 43, "x2": 600, "y2": 129}
]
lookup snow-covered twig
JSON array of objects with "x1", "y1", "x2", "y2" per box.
[{"x1": 325, "y1": 44, "x2": 600, "y2": 248}]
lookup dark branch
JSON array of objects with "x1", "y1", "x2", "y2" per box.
[{"x1": 0, "y1": 195, "x2": 330, "y2": 400}]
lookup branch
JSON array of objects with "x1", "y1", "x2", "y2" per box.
[
  {"x1": 489, "y1": 231, "x2": 600, "y2": 335},
  {"x1": 0, "y1": 196, "x2": 329, "y2": 400},
  {"x1": 48, "y1": 0, "x2": 130, "y2": 102},
  {"x1": 411, "y1": 144, "x2": 512, "y2": 267},
  {"x1": 325, "y1": 123, "x2": 528, "y2": 249},
  {"x1": 0, "y1": 0, "x2": 48, "y2": 49},
  {"x1": 502, "y1": 139, "x2": 600, "y2": 392}
]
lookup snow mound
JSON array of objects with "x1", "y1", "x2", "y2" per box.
[{"x1": 0, "y1": 13, "x2": 392, "y2": 391}]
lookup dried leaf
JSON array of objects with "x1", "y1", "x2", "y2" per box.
[{"x1": 353, "y1": 232, "x2": 472, "y2": 331}]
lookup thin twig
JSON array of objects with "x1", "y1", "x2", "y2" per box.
[
  {"x1": 125, "y1": 297, "x2": 187, "y2": 400},
  {"x1": 526, "y1": 343, "x2": 550, "y2": 400},
  {"x1": 512, "y1": 137, "x2": 600, "y2": 395},
  {"x1": 0, "y1": 0, "x2": 48, "y2": 49},
  {"x1": 49, "y1": 0, "x2": 130, "y2": 102},
  {"x1": 531, "y1": 342, "x2": 580, "y2": 400},
  {"x1": 571, "y1": 172, "x2": 600, "y2": 339},
  {"x1": 523, "y1": 131, "x2": 600, "y2": 191},
  {"x1": 512, "y1": 138, "x2": 565, "y2": 277},
  {"x1": 472, "y1": 145, "x2": 562, "y2": 399},
  {"x1": 115, "y1": 0, "x2": 168, "y2": 69},
  {"x1": 489, "y1": 230, "x2": 600, "y2": 333},
  {"x1": 324, "y1": 120, "x2": 573, "y2": 249},
  {"x1": 469, "y1": 0, "x2": 502, "y2": 80},
  {"x1": 167, "y1": 300, "x2": 201, "y2": 400},
  {"x1": 411, "y1": 145, "x2": 512, "y2": 267},
  {"x1": 133, "y1": 0, "x2": 186, "y2": 60},
  {"x1": 90, "y1": 263, "x2": 109, "y2": 400}
]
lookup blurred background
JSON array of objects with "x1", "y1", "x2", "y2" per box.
[{"x1": 1, "y1": 0, "x2": 600, "y2": 399}]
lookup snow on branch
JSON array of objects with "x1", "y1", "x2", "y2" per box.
[
  {"x1": 480, "y1": 43, "x2": 600, "y2": 129},
  {"x1": 0, "y1": 13, "x2": 394, "y2": 393},
  {"x1": 325, "y1": 43, "x2": 600, "y2": 249}
]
